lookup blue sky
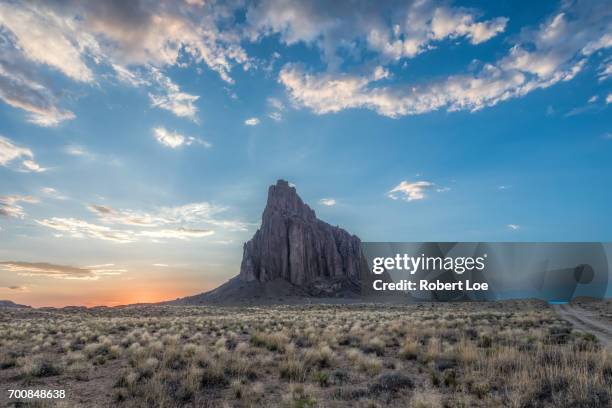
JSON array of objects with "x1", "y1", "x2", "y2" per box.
[{"x1": 0, "y1": 0, "x2": 610, "y2": 306}]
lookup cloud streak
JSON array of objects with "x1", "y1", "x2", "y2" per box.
[
  {"x1": 318, "y1": 198, "x2": 336, "y2": 206},
  {"x1": 0, "y1": 136, "x2": 45, "y2": 172},
  {"x1": 387, "y1": 181, "x2": 435, "y2": 201},
  {"x1": 0, "y1": 195, "x2": 38, "y2": 218},
  {"x1": 152, "y1": 127, "x2": 211, "y2": 149},
  {"x1": 36, "y1": 201, "x2": 249, "y2": 243},
  {"x1": 0, "y1": 261, "x2": 125, "y2": 280}
]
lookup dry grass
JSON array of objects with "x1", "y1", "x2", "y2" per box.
[{"x1": 0, "y1": 301, "x2": 610, "y2": 407}]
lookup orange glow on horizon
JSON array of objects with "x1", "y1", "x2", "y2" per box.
[{"x1": 3, "y1": 282, "x2": 220, "y2": 308}]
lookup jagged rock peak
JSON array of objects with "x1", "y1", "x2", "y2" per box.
[
  {"x1": 239, "y1": 179, "x2": 366, "y2": 295},
  {"x1": 263, "y1": 180, "x2": 316, "y2": 221}
]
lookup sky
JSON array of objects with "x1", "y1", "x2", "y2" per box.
[{"x1": 0, "y1": 0, "x2": 611, "y2": 307}]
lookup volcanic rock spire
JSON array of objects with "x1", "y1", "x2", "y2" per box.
[{"x1": 239, "y1": 180, "x2": 366, "y2": 294}]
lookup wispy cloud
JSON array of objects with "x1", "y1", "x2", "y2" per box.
[
  {"x1": 1, "y1": 285, "x2": 28, "y2": 292},
  {"x1": 149, "y1": 70, "x2": 200, "y2": 121},
  {"x1": 267, "y1": 97, "x2": 285, "y2": 121},
  {"x1": 0, "y1": 136, "x2": 45, "y2": 172},
  {"x1": 0, "y1": 261, "x2": 125, "y2": 280},
  {"x1": 507, "y1": 224, "x2": 520, "y2": 230},
  {"x1": 0, "y1": 195, "x2": 38, "y2": 219},
  {"x1": 152, "y1": 127, "x2": 211, "y2": 149},
  {"x1": 64, "y1": 145, "x2": 92, "y2": 157},
  {"x1": 245, "y1": 117, "x2": 260, "y2": 126},
  {"x1": 41, "y1": 187, "x2": 68, "y2": 200},
  {"x1": 387, "y1": 181, "x2": 435, "y2": 201},
  {"x1": 268, "y1": 112, "x2": 282, "y2": 121},
  {"x1": 87, "y1": 202, "x2": 244, "y2": 229},
  {"x1": 139, "y1": 227, "x2": 214, "y2": 240},
  {"x1": 36, "y1": 200, "x2": 250, "y2": 244},
  {"x1": 318, "y1": 198, "x2": 336, "y2": 206},
  {"x1": 35, "y1": 218, "x2": 136, "y2": 243}
]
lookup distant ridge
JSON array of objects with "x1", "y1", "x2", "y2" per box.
[
  {"x1": 0, "y1": 300, "x2": 31, "y2": 308},
  {"x1": 168, "y1": 180, "x2": 382, "y2": 305}
]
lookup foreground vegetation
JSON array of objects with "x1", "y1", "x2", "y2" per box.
[{"x1": 0, "y1": 301, "x2": 610, "y2": 407}]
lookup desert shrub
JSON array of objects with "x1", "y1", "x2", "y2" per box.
[
  {"x1": 304, "y1": 345, "x2": 334, "y2": 368},
  {"x1": 280, "y1": 357, "x2": 307, "y2": 382},
  {"x1": 250, "y1": 331, "x2": 289, "y2": 352},
  {"x1": 200, "y1": 363, "x2": 229, "y2": 388},
  {"x1": 411, "y1": 389, "x2": 443, "y2": 407},
  {"x1": 399, "y1": 338, "x2": 419, "y2": 360},
  {"x1": 0, "y1": 351, "x2": 17, "y2": 369},
  {"x1": 361, "y1": 337, "x2": 385, "y2": 356},
  {"x1": 21, "y1": 355, "x2": 63, "y2": 377},
  {"x1": 312, "y1": 371, "x2": 330, "y2": 387},
  {"x1": 283, "y1": 384, "x2": 317, "y2": 408},
  {"x1": 368, "y1": 372, "x2": 413, "y2": 394}
]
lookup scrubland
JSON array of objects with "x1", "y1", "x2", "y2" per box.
[{"x1": 0, "y1": 301, "x2": 610, "y2": 407}]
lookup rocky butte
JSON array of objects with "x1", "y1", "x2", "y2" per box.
[
  {"x1": 171, "y1": 180, "x2": 374, "y2": 305},
  {"x1": 240, "y1": 179, "x2": 366, "y2": 295}
]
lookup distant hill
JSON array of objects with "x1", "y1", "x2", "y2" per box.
[
  {"x1": 168, "y1": 180, "x2": 392, "y2": 306},
  {"x1": 0, "y1": 300, "x2": 31, "y2": 308}
]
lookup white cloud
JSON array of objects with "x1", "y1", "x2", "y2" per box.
[
  {"x1": 0, "y1": 2, "x2": 250, "y2": 83},
  {"x1": 278, "y1": 2, "x2": 611, "y2": 118},
  {"x1": 247, "y1": 0, "x2": 507, "y2": 65},
  {"x1": 112, "y1": 64, "x2": 150, "y2": 87},
  {"x1": 0, "y1": 195, "x2": 38, "y2": 219},
  {"x1": 267, "y1": 97, "x2": 285, "y2": 111},
  {"x1": 0, "y1": 58, "x2": 76, "y2": 126},
  {"x1": 267, "y1": 97, "x2": 285, "y2": 121},
  {"x1": 0, "y1": 261, "x2": 125, "y2": 280},
  {"x1": 607, "y1": 93, "x2": 612, "y2": 104},
  {"x1": 87, "y1": 201, "x2": 248, "y2": 231},
  {"x1": 507, "y1": 224, "x2": 520, "y2": 230},
  {"x1": 149, "y1": 70, "x2": 200, "y2": 120},
  {"x1": 318, "y1": 198, "x2": 336, "y2": 206},
  {"x1": 599, "y1": 60, "x2": 612, "y2": 81},
  {"x1": 245, "y1": 117, "x2": 260, "y2": 126},
  {"x1": 0, "y1": 136, "x2": 45, "y2": 172},
  {"x1": 21, "y1": 159, "x2": 46, "y2": 173},
  {"x1": 152, "y1": 127, "x2": 211, "y2": 149},
  {"x1": 152, "y1": 127, "x2": 185, "y2": 149},
  {"x1": 33, "y1": 201, "x2": 252, "y2": 243},
  {"x1": 36, "y1": 213, "x2": 224, "y2": 244},
  {"x1": 35, "y1": 217, "x2": 136, "y2": 243},
  {"x1": 41, "y1": 187, "x2": 68, "y2": 200},
  {"x1": 588, "y1": 95, "x2": 598, "y2": 103},
  {"x1": 64, "y1": 145, "x2": 90, "y2": 157},
  {"x1": 152, "y1": 263, "x2": 169, "y2": 267},
  {"x1": 0, "y1": 3, "x2": 94, "y2": 83},
  {"x1": 268, "y1": 112, "x2": 282, "y2": 121},
  {"x1": 139, "y1": 227, "x2": 214, "y2": 240},
  {"x1": 0, "y1": 1, "x2": 252, "y2": 126},
  {"x1": 387, "y1": 181, "x2": 434, "y2": 201}
]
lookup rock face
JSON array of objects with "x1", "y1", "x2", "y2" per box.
[{"x1": 239, "y1": 180, "x2": 366, "y2": 295}]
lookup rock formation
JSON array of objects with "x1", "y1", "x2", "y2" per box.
[
  {"x1": 168, "y1": 179, "x2": 381, "y2": 305},
  {"x1": 239, "y1": 180, "x2": 366, "y2": 296}
]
